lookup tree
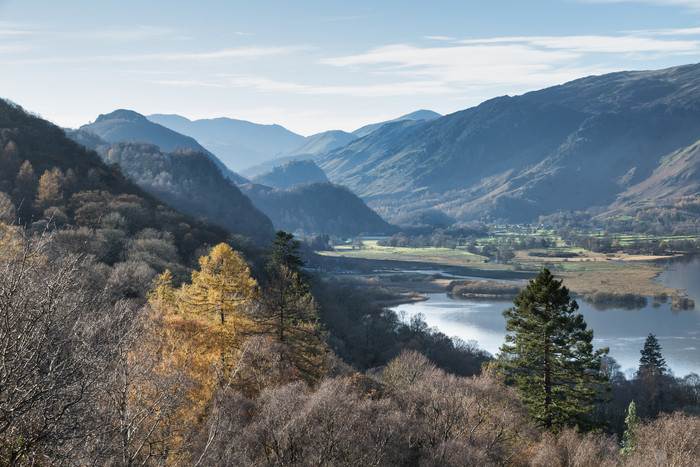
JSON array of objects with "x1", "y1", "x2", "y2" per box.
[
  {"x1": 638, "y1": 333, "x2": 667, "y2": 377},
  {"x1": 266, "y1": 230, "x2": 304, "y2": 275},
  {"x1": 621, "y1": 400, "x2": 640, "y2": 456},
  {"x1": 183, "y1": 243, "x2": 258, "y2": 328},
  {"x1": 259, "y1": 233, "x2": 326, "y2": 384},
  {"x1": 497, "y1": 268, "x2": 610, "y2": 432}
]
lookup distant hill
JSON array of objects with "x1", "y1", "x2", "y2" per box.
[
  {"x1": 147, "y1": 114, "x2": 305, "y2": 172},
  {"x1": 102, "y1": 142, "x2": 274, "y2": 244},
  {"x1": 318, "y1": 64, "x2": 700, "y2": 224},
  {"x1": 251, "y1": 160, "x2": 329, "y2": 190},
  {"x1": 352, "y1": 109, "x2": 442, "y2": 138},
  {"x1": 240, "y1": 182, "x2": 394, "y2": 236},
  {"x1": 241, "y1": 130, "x2": 357, "y2": 177},
  {"x1": 80, "y1": 109, "x2": 247, "y2": 184}
]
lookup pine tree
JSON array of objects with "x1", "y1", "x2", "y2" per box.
[
  {"x1": 266, "y1": 230, "x2": 305, "y2": 275},
  {"x1": 497, "y1": 268, "x2": 610, "y2": 432},
  {"x1": 638, "y1": 333, "x2": 667, "y2": 377},
  {"x1": 259, "y1": 232, "x2": 326, "y2": 384}
]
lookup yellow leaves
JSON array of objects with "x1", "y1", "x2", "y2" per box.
[{"x1": 185, "y1": 243, "x2": 258, "y2": 327}]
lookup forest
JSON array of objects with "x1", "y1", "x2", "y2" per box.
[{"x1": 1, "y1": 100, "x2": 699, "y2": 465}]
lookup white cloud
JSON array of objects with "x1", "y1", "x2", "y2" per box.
[
  {"x1": 2, "y1": 45, "x2": 316, "y2": 65},
  {"x1": 319, "y1": 30, "x2": 700, "y2": 90},
  {"x1": 581, "y1": 0, "x2": 700, "y2": 10}
]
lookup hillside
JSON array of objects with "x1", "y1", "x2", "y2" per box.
[
  {"x1": 147, "y1": 114, "x2": 305, "y2": 172},
  {"x1": 79, "y1": 110, "x2": 246, "y2": 184},
  {"x1": 353, "y1": 109, "x2": 442, "y2": 137},
  {"x1": 240, "y1": 182, "x2": 395, "y2": 236},
  {"x1": 318, "y1": 64, "x2": 700, "y2": 224},
  {"x1": 102, "y1": 142, "x2": 274, "y2": 244},
  {"x1": 251, "y1": 159, "x2": 329, "y2": 190},
  {"x1": 0, "y1": 98, "x2": 252, "y2": 274}
]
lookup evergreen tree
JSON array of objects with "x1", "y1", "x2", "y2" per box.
[
  {"x1": 638, "y1": 333, "x2": 667, "y2": 377},
  {"x1": 259, "y1": 231, "x2": 326, "y2": 384},
  {"x1": 266, "y1": 230, "x2": 304, "y2": 275},
  {"x1": 497, "y1": 268, "x2": 610, "y2": 432}
]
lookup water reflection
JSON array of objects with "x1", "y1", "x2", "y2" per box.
[{"x1": 392, "y1": 256, "x2": 700, "y2": 377}]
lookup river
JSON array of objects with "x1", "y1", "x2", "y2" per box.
[{"x1": 391, "y1": 256, "x2": 700, "y2": 377}]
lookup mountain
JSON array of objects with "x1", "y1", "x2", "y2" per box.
[
  {"x1": 147, "y1": 114, "x2": 305, "y2": 172},
  {"x1": 352, "y1": 109, "x2": 442, "y2": 138},
  {"x1": 251, "y1": 159, "x2": 329, "y2": 190},
  {"x1": 80, "y1": 109, "x2": 246, "y2": 184},
  {"x1": 0, "y1": 98, "x2": 250, "y2": 271},
  {"x1": 318, "y1": 119, "x2": 429, "y2": 187},
  {"x1": 101, "y1": 142, "x2": 274, "y2": 244},
  {"x1": 240, "y1": 182, "x2": 394, "y2": 236},
  {"x1": 318, "y1": 64, "x2": 700, "y2": 224},
  {"x1": 241, "y1": 130, "x2": 357, "y2": 177}
]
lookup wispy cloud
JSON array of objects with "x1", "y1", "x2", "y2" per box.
[
  {"x1": 148, "y1": 79, "x2": 226, "y2": 88},
  {"x1": 581, "y1": 0, "x2": 700, "y2": 10},
  {"x1": 320, "y1": 30, "x2": 700, "y2": 90},
  {"x1": 224, "y1": 75, "x2": 510, "y2": 97},
  {"x1": 2, "y1": 45, "x2": 316, "y2": 65}
]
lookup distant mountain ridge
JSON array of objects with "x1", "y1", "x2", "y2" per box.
[
  {"x1": 147, "y1": 114, "x2": 305, "y2": 172},
  {"x1": 80, "y1": 109, "x2": 246, "y2": 184},
  {"x1": 352, "y1": 109, "x2": 442, "y2": 138},
  {"x1": 317, "y1": 64, "x2": 700, "y2": 224},
  {"x1": 251, "y1": 160, "x2": 329, "y2": 190}
]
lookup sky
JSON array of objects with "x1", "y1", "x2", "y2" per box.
[{"x1": 2, "y1": 0, "x2": 700, "y2": 136}]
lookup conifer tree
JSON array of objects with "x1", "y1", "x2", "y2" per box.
[
  {"x1": 497, "y1": 268, "x2": 610, "y2": 432},
  {"x1": 258, "y1": 231, "x2": 327, "y2": 384},
  {"x1": 183, "y1": 243, "x2": 258, "y2": 328},
  {"x1": 638, "y1": 333, "x2": 667, "y2": 377}
]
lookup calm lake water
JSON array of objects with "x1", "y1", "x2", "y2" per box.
[{"x1": 392, "y1": 256, "x2": 700, "y2": 377}]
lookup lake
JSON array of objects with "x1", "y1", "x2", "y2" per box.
[{"x1": 392, "y1": 256, "x2": 700, "y2": 377}]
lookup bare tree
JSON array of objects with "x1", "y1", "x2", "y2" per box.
[{"x1": 0, "y1": 231, "x2": 111, "y2": 463}]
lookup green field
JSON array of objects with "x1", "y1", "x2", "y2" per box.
[{"x1": 319, "y1": 240, "x2": 491, "y2": 267}]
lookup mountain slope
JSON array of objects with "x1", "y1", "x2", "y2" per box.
[
  {"x1": 251, "y1": 160, "x2": 329, "y2": 190},
  {"x1": 80, "y1": 110, "x2": 246, "y2": 184},
  {"x1": 352, "y1": 109, "x2": 442, "y2": 137},
  {"x1": 319, "y1": 64, "x2": 700, "y2": 223},
  {"x1": 147, "y1": 114, "x2": 305, "y2": 172},
  {"x1": 240, "y1": 182, "x2": 394, "y2": 236},
  {"x1": 101, "y1": 142, "x2": 274, "y2": 244}
]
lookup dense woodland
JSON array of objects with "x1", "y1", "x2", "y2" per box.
[{"x1": 2, "y1": 99, "x2": 700, "y2": 465}]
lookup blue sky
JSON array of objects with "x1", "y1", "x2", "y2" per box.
[{"x1": 2, "y1": 0, "x2": 700, "y2": 135}]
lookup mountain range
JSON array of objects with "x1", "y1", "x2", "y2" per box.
[
  {"x1": 146, "y1": 114, "x2": 305, "y2": 172},
  {"x1": 316, "y1": 64, "x2": 700, "y2": 224},
  {"x1": 72, "y1": 110, "x2": 392, "y2": 237},
  {"x1": 79, "y1": 110, "x2": 246, "y2": 184}
]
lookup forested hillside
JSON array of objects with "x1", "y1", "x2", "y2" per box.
[
  {"x1": 241, "y1": 181, "x2": 395, "y2": 236},
  {"x1": 100, "y1": 141, "x2": 274, "y2": 245}
]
